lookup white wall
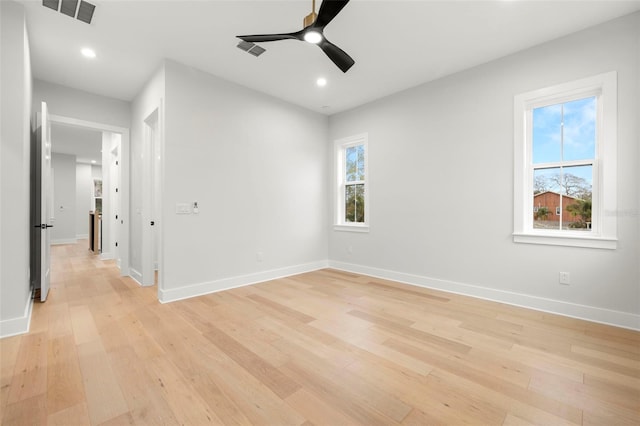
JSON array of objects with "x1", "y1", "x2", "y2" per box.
[
  {"x1": 51, "y1": 153, "x2": 77, "y2": 243},
  {"x1": 328, "y1": 13, "x2": 640, "y2": 328},
  {"x1": 130, "y1": 65, "x2": 165, "y2": 282},
  {"x1": 75, "y1": 163, "x2": 102, "y2": 239},
  {"x1": 154, "y1": 60, "x2": 329, "y2": 301},
  {"x1": 76, "y1": 163, "x2": 92, "y2": 238},
  {"x1": 33, "y1": 80, "x2": 130, "y2": 129},
  {"x1": 0, "y1": 0, "x2": 33, "y2": 337}
]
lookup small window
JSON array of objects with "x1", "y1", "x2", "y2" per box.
[
  {"x1": 514, "y1": 72, "x2": 617, "y2": 249},
  {"x1": 335, "y1": 133, "x2": 369, "y2": 232}
]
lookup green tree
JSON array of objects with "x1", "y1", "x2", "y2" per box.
[
  {"x1": 534, "y1": 206, "x2": 550, "y2": 221},
  {"x1": 566, "y1": 199, "x2": 592, "y2": 228}
]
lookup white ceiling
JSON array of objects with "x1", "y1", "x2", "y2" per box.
[
  {"x1": 20, "y1": 0, "x2": 640, "y2": 114},
  {"x1": 51, "y1": 123, "x2": 102, "y2": 165}
]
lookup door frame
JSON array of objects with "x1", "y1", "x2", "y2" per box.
[
  {"x1": 141, "y1": 107, "x2": 163, "y2": 289},
  {"x1": 49, "y1": 114, "x2": 131, "y2": 276}
]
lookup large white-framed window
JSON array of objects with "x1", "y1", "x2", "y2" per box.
[
  {"x1": 335, "y1": 133, "x2": 369, "y2": 232},
  {"x1": 514, "y1": 72, "x2": 617, "y2": 249}
]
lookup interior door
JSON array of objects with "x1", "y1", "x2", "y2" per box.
[{"x1": 35, "y1": 101, "x2": 52, "y2": 302}]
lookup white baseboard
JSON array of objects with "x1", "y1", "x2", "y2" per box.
[
  {"x1": 0, "y1": 290, "x2": 33, "y2": 339},
  {"x1": 129, "y1": 267, "x2": 143, "y2": 286},
  {"x1": 328, "y1": 260, "x2": 640, "y2": 331},
  {"x1": 51, "y1": 238, "x2": 77, "y2": 245},
  {"x1": 76, "y1": 234, "x2": 88, "y2": 240},
  {"x1": 100, "y1": 251, "x2": 113, "y2": 261},
  {"x1": 159, "y1": 260, "x2": 329, "y2": 303}
]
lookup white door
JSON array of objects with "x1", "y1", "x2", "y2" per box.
[{"x1": 35, "y1": 101, "x2": 52, "y2": 301}]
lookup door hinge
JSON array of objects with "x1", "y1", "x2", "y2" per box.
[
  {"x1": 115, "y1": 188, "x2": 118, "y2": 192},
  {"x1": 115, "y1": 214, "x2": 118, "y2": 220},
  {"x1": 115, "y1": 242, "x2": 118, "y2": 247}
]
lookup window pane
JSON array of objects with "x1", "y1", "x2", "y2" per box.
[
  {"x1": 533, "y1": 104, "x2": 562, "y2": 164},
  {"x1": 563, "y1": 97, "x2": 596, "y2": 162},
  {"x1": 356, "y1": 144, "x2": 365, "y2": 181},
  {"x1": 562, "y1": 165, "x2": 592, "y2": 200},
  {"x1": 345, "y1": 185, "x2": 355, "y2": 222},
  {"x1": 346, "y1": 144, "x2": 365, "y2": 182},
  {"x1": 346, "y1": 146, "x2": 357, "y2": 182},
  {"x1": 563, "y1": 165, "x2": 592, "y2": 231},
  {"x1": 533, "y1": 165, "x2": 592, "y2": 230},
  {"x1": 533, "y1": 168, "x2": 562, "y2": 230},
  {"x1": 533, "y1": 167, "x2": 563, "y2": 195},
  {"x1": 345, "y1": 184, "x2": 365, "y2": 223},
  {"x1": 355, "y1": 184, "x2": 365, "y2": 222}
]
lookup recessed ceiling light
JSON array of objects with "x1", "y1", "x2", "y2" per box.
[
  {"x1": 304, "y1": 31, "x2": 323, "y2": 44},
  {"x1": 91, "y1": 160, "x2": 97, "y2": 164},
  {"x1": 316, "y1": 77, "x2": 327, "y2": 87},
  {"x1": 81, "y1": 48, "x2": 96, "y2": 58}
]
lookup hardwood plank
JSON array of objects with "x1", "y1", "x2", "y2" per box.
[
  {"x1": 69, "y1": 304, "x2": 100, "y2": 345},
  {"x1": 203, "y1": 324, "x2": 301, "y2": 399},
  {"x1": 1, "y1": 393, "x2": 47, "y2": 425},
  {"x1": 46, "y1": 334, "x2": 85, "y2": 415},
  {"x1": 528, "y1": 369, "x2": 640, "y2": 423},
  {"x1": 384, "y1": 337, "x2": 583, "y2": 424},
  {"x1": 7, "y1": 332, "x2": 48, "y2": 404},
  {"x1": 0, "y1": 335, "x2": 22, "y2": 411},
  {"x1": 285, "y1": 388, "x2": 359, "y2": 425},
  {"x1": 76, "y1": 339, "x2": 129, "y2": 425},
  {"x1": 1, "y1": 240, "x2": 637, "y2": 426},
  {"x1": 145, "y1": 356, "x2": 225, "y2": 425},
  {"x1": 47, "y1": 402, "x2": 91, "y2": 426}
]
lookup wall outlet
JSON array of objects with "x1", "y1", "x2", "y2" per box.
[
  {"x1": 559, "y1": 272, "x2": 571, "y2": 285},
  {"x1": 257, "y1": 251, "x2": 264, "y2": 262}
]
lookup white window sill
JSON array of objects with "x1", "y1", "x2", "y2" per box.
[
  {"x1": 334, "y1": 224, "x2": 369, "y2": 233},
  {"x1": 513, "y1": 232, "x2": 617, "y2": 250}
]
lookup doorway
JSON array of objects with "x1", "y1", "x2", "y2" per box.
[
  {"x1": 141, "y1": 108, "x2": 161, "y2": 288},
  {"x1": 47, "y1": 113, "x2": 130, "y2": 276}
]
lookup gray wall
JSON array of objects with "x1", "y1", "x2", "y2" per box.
[
  {"x1": 0, "y1": 0, "x2": 33, "y2": 336},
  {"x1": 130, "y1": 60, "x2": 330, "y2": 299},
  {"x1": 328, "y1": 13, "x2": 639, "y2": 326}
]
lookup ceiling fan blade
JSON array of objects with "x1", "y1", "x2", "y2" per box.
[
  {"x1": 314, "y1": 0, "x2": 350, "y2": 28},
  {"x1": 318, "y1": 38, "x2": 354, "y2": 73},
  {"x1": 237, "y1": 31, "x2": 302, "y2": 43}
]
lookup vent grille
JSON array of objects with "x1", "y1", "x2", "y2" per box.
[
  {"x1": 236, "y1": 41, "x2": 266, "y2": 58},
  {"x1": 237, "y1": 41, "x2": 254, "y2": 52},
  {"x1": 42, "y1": 0, "x2": 59, "y2": 11},
  {"x1": 60, "y1": 0, "x2": 78, "y2": 18},
  {"x1": 41, "y1": 0, "x2": 95, "y2": 24},
  {"x1": 77, "y1": 1, "x2": 95, "y2": 24},
  {"x1": 248, "y1": 45, "x2": 265, "y2": 57}
]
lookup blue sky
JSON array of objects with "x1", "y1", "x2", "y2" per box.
[{"x1": 532, "y1": 96, "x2": 595, "y2": 190}]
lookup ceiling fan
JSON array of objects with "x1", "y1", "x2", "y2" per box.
[{"x1": 237, "y1": 0, "x2": 355, "y2": 73}]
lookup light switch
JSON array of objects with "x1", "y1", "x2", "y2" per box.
[{"x1": 176, "y1": 203, "x2": 191, "y2": 214}]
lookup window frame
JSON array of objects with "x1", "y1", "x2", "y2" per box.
[
  {"x1": 513, "y1": 72, "x2": 617, "y2": 249},
  {"x1": 334, "y1": 133, "x2": 369, "y2": 233}
]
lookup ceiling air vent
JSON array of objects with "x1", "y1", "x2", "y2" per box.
[
  {"x1": 236, "y1": 41, "x2": 266, "y2": 57},
  {"x1": 42, "y1": 0, "x2": 96, "y2": 25}
]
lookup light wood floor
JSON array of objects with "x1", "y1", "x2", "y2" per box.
[{"x1": 1, "y1": 241, "x2": 639, "y2": 425}]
